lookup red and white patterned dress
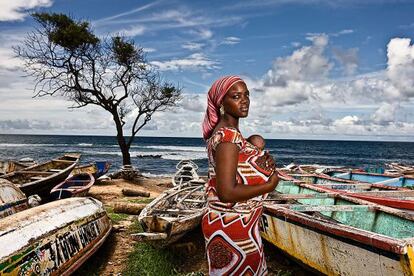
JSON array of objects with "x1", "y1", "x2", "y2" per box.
[{"x1": 202, "y1": 127, "x2": 270, "y2": 276}]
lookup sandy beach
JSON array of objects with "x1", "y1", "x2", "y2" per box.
[
  {"x1": 76, "y1": 176, "x2": 310, "y2": 276},
  {"x1": 81, "y1": 176, "x2": 209, "y2": 275}
]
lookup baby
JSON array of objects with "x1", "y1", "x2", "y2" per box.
[
  {"x1": 247, "y1": 134, "x2": 266, "y2": 150},
  {"x1": 247, "y1": 134, "x2": 275, "y2": 176}
]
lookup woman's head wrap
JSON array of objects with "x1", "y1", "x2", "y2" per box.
[{"x1": 202, "y1": 75, "x2": 245, "y2": 140}]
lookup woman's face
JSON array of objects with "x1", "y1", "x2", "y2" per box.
[{"x1": 222, "y1": 82, "x2": 250, "y2": 118}]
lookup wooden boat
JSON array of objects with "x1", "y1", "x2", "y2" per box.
[
  {"x1": 132, "y1": 185, "x2": 207, "y2": 246},
  {"x1": 50, "y1": 173, "x2": 95, "y2": 200},
  {"x1": 285, "y1": 174, "x2": 414, "y2": 210},
  {"x1": 0, "y1": 197, "x2": 112, "y2": 275},
  {"x1": 172, "y1": 160, "x2": 205, "y2": 186},
  {"x1": 0, "y1": 159, "x2": 36, "y2": 175},
  {"x1": 326, "y1": 169, "x2": 414, "y2": 188},
  {"x1": 261, "y1": 179, "x2": 414, "y2": 275},
  {"x1": 0, "y1": 153, "x2": 80, "y2": 197},
  {"x1": 71, "y1": 161, "x2": 111, "y2": 178},
  {"x1": 386, "y1": 163, "x2": 414, "y2": 177},
  {"x1": 0, "y1": 179, "x2": 29, "y2": 219}
]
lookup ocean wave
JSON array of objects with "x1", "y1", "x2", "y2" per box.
[
  {"x1": 136, "y1": 151, "x2": 207, "y2": 160},
  {"x1": 0, "y1": 143, "x2": 71, "y2": 147},
  {"x1": 83, "y1": 150, "x2": 207, "y2": 160},
  {"x1": 77, "y1": 143, "x2": 93, "y2": 146},
  {"x1": 141, "y1": 172, "x2": 173, "y2": 178},
  {"x1": 142, "y1": 145, "x2": 206, "y2": 152}
]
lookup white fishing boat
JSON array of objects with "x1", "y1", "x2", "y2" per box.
[
  {"x1": 132, "y1": 185, "x2": 207, "y2": 246},
  {"x1": 172, "y1": 160, "x2": 205, "y2": 186},
  {"x1": 0, "y1": 197, "x2": 112, "y2": 275}
]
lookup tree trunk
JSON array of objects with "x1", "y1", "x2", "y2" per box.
[{"x1": 112, "y1": 110, "x2": 131, "y2": 165}]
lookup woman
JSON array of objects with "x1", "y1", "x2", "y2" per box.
[{"x1": 201, "y1": 75, "x2": 279, "y2": 275}]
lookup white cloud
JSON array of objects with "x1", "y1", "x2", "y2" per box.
[
  {"x1": 0, "y1": 48, "x2": 23, "y2": 69},
  {"x1": 332, "y1": 47, "x2": 359, "y2": 75},
  {"x1": 265, "y1": 33, "x2": 332, "y2": 84},
  {"x1": 150, "y1": 53, "x2": 219, "y2": 71},
  {"x1": 331, "y1": 29, "x2": 354, "y2": 37},
  {"x1": 195, "y1": 29, "x2": 213, "y2": 40},
  {"x1": 142, "y1": 47, "x2": 156, "y2": 53},
  {"x1": 182, "y1": 42, "x2": 204, "y2": 51},
  {"x1": 371, "y1": 103, "x2": 398, "y2": 125},
  {"x1": 0, "y1": 0, "x2": 53, "y2": 21},
  {"x1": 386, "y1": 37, "x2": 414, "y2": 99},
  {"x1": 113, "y1": 25, "x2": 145, "y2": 37},
  {"x1": 221, "y1": 36, "x2": 241, "y2": 45}
]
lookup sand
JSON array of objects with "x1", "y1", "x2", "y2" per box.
[{"x1": 81, "y1": 176, "x2": 308, "y2": 276}]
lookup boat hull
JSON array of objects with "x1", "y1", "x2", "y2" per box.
[
  {"x1": 0, "y1": 180, "x2": 28, "y2": 219},
  {"x1": 260, "y1": 206, "x2": 414, "y2": 276},
  {"x1": 0, "y1": 197, "x2": 111, "y2": 275},
  {"x1": 1, "y1": 153, "x2": 80, "y2": 198}
]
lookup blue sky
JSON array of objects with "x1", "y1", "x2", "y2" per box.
[{"x1": 1, "y1": 0, "x2": 414, "y2": 140}]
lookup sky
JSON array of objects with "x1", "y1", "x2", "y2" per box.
[{"x1": 1, "y1": 0, "x2": 414, "y2": 141}]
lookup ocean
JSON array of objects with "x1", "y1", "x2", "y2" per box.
[{"x1": 0, "y1": 134, "x2": 413, "y2": 176}]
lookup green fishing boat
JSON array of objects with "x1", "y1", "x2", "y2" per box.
[{"x1": 261, "y1": 179, "x2": 414, "y2": 275}]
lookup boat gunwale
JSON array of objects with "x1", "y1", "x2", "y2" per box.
[{"x1": 0, "y1": 154, "x2": 80, "y2": 188}]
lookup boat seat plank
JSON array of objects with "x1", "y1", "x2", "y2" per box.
[
  {"x1": 30, "y1": 176, "x2": 46, "y2": 181},
  {"x1": 52, "y1": 159, "x2": 75, "y2": 163},
  {"x1": 48, "y1": 169, "x2": 63, "y2": 173}
]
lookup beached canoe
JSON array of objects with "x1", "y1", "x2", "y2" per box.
[
  {"x1": 50, "y1": 173, "x2": 95, "y2": 200},
  {"x1": 0, "y1": 159, "x2": 36, "y2": 175},
  {"x1": 0, "y1": 153, "x2": 80, "y2": 197},
  {"x1": 0, "y1": 179, "x2": 29, "y2": 219},
  {"x1": 172, "y1": 160, "x2": 205, "y2": 186},
  {"x1": 70, "y1": 161, "x2": 111, "y2": 178},
  {"x1": 0, "y1": 197, "x2": 112, "y2": 275},
  {"x1": 278, "y1": 176, "x2": 414, "y2": 210},
  {"x1": 326, "y1": 169, "x2": 414, "y2": 187},
  {"x1": 261, "y1": 179, "x2": 414, "y2": 275},
  {"x1": 133, "y1": 185, "x2": 207, "y2": 246}
]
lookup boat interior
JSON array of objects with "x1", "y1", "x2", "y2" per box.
[{"x1": 267, "y1": 180, "x2": 414, "y2": 240}]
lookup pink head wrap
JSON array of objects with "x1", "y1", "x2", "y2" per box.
[{"x1": 202, "y1": 75, "x2": 245, "y2": 140}]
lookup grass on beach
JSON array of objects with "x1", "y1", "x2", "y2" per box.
[{"x1": 123, "y1": 221, "x2": 203, "y2": 276}]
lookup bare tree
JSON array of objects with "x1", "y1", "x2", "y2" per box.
[{"x1": 15, "y1": 13, "x2": 181, "y2": 166}]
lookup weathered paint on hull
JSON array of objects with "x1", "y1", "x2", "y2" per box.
[
  {"x1": 0, "y1": 181, "x2": 28, "y2": 219},
  {"x1": 0, "y1": 197, "x2": 111, "y2": 275},
  {"x1": 260, "y1": 208, "x2": 414, "y2": 276}
]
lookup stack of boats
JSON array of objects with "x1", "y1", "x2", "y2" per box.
[
  {"x1": 0, "y1": 154, "x2": 112, "y2": 275},
  {"x1": 134, "y1": 159, "x2": 207, "y2": 247},
  {"x1": 261, "y1": 164, "x2": 414, "y2": 275}
]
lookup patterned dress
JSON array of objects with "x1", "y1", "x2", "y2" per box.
[{"x1": 202, "y1": 127, "x2": 270, "y2": 276}]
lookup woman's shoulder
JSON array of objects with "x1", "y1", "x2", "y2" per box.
[{"x1": 208, "y1": 126, "x2": 244, "y2": 150}]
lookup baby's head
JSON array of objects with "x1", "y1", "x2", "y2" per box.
[{"x1": 247, "y1": 134, "x2": 266, "y2": 150}]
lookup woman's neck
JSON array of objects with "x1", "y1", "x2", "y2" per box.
[{"x1": 219, "y1": 114, "x2": 239, "y2": 129}]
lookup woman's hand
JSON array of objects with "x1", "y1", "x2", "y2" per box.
[
  {"x1": 254, "y1": 151, "x2": 276, "y2": 175},
  {"x1": 266, "y1": 171, "x2": 279, "y2": 192}
]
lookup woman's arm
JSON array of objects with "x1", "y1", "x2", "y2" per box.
[{"x1": 215, "y1": 142, "x2": 279, "y2": 203}]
